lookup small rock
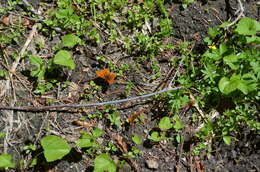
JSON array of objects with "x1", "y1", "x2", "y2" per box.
[{"x1": 146, "y1": 159, "x2": 159, "y2": 169}]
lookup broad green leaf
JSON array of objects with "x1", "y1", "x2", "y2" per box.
[
  {"x1": 132, "y1": 134, "x2": 142, "y2": 145},
  {"x1": 62, "y1": 34, "x2": 81, "y2": 48},
  {"x1": 53, "y1": 50, "x2": 75, "y2": 69},
  {"x1": 219, "y1": 77, "x2": 233, "y2": 94},
  {"x1": 76, "y1": 133, "x2": 98, "y2": 148},
  {"x1": 150, "y1": 131, "x2": 160, "y2": 142},
  {"x1": 174, "y1": 119, "x2": 184, "y2": 130},
  {"x1": 238, "y1": 78, "x2": 257, "y2": 94},
  {"x1": 223, "y1": 135, "x2": 231, "y2": 145},
  {"x1": 172, "y1": 115, "x2": 184, "y2": 130},
  {"x1": 29, "y1": 55, "x2": 43, "y2": 67},
  {"x1": 246, "y1": 35, "x2": 260, "y2": 44},
  {"x1": 219, "y1": 43, "x2": 228, "y2": 56},
  {"x1": 0, "y1": 154, "x2": 15, "y2": 168},
  {"x1": 29, "y1": 55, "x2": 46, "y2": 80},
  {"x1": 237, "y1": 80, "x2": 249, "y2": 94},
  {"x1": 40, "y1": 135, "x2": 71, "y2": 162},
  {"x1": 159, "y1": 117, "x2": 172, "y2": 130},
  {"x1": 93, "y1": 128, "x2": 103, "y2": 138},
  {"x1": 235, "y1": 17, "x2": 258, "y2": 35},
  {"x1": 94, "y1": 154, "x2": 116, "y2": 172},
  {"x1": 223, "y1": 54, "x2": 240, "y2": 70}
]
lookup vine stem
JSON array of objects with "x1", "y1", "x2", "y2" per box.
[{"x1": 0, "y1": 87, "x2": 182, "y2": 111}]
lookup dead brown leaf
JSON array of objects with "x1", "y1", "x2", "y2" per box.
[
  {"x1": 72, "y1": 120, "x2": 96, "y2": 128},
  {"x1": 128, "y1": 109, "x2": 146, "y2": 124},
  {"x1": 2, "y1": 16, "x2": 10, "y2": 25},
  {"x1": 112, "y1": 134, "x2": 128, "y2": 153}
]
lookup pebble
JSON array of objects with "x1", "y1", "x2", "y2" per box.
[{"x1": 146, "y1": 159, "x2": 159, "y2": 169}]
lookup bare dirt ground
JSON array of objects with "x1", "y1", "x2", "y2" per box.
[{"x1": 0, "y1": 0, "x2": 259, "y2": 171}]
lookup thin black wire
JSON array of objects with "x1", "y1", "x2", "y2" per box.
[{"x1": 0, "y1": 87, "x2": 182, "y2": 111}]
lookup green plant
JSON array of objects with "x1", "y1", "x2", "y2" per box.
[
  {"x1": 40, "y1": 135, "x2": 71, "y2": 162},
  {"x1": 125, "y1": 146, "x2": 142, "y2": 158},
  {"x1": 159, "y1": 117, "x2": 173, "y2": 130},
  {"x1": 29, "y1": 33, "x2": 79, "y2": 94},
  {"x1": 132, "y1": 134, "x2": 142, "y2": 145},
  {"x1": 94, "y1": 154, "x2": 116, "y2": 172},
  {"x1": 149, "y1": 131, "x2": 161, "y2": 142},
  {"x1": 76, "y1": 128, "x2": 102, "y2": 149},
  {"x1": 181, "y1": 0, "x2": 195, "y2": 9},
  {"x1": 108, "y1": 111, "x2": 121, "y2": 128},
  {"x1": 0, "y1": 154, "x2": 15, "y2": 169},
  {"x1": 0, "y1": 132, "x2": 6, "y2": 138},
  {"x1": 44, "y1": 0, "x2": 100, "y2": 43},
  {"x1": 164, "y1": 17, "x2": 259, "y2": 154},
  {"x1": 105, "y1": 142, "x2": 118, "y2": 152}
]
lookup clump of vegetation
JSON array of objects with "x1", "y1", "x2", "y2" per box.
[{"x1": 165, "y1": 17, "x2": 259, "y2": 153}]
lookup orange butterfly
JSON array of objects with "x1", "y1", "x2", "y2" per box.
[{"x1": 95, "y1": 69, "x2": 116, "y2": 85}]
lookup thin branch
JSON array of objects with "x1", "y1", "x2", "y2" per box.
[
  {"x1": 21, "y1": 0, "x2": 44, "y2": 21},
  {"x1": 0, "y1": 87, "x2": 182, "y2": 111},
  {"x1": 10, "y1": 24, "x2": 37, "y2": 74},
  {"x1": 226, "y1": 0, "x2": 245, "y2": 28}
]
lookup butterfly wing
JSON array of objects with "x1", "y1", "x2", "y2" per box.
[
  {"x1": 105, "y1": 72, "x2": 116, "y2": 85},
  {"x1": 96, "y1": 69, "x2": 110, "y2": 79},
  {"x1": 96, "y1": 69, "x2": 116, "y2": 84}
]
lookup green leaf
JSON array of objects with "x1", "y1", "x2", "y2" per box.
[
  {"x1": 0, "y1": 132, "x2": 6, "y2": 138},
  {"x1": 173, "y1": 115, "x2": 184, "y2": 130},
  {"x1": 159, "y1": 117, "x2": 172, "y2": 130},
  {"x1": 219, "y1": 74, "x2": 252, "y2": 95},
  {"x1": 208, "y1": 27, "x2": 219, "y2": 38},
  {"x1": 132, "y1": 134, "x2": 142, "y2": 145},
  {"x1": 29, "y1": 157, "x2": 37, "y2": 167},
  {"x1": 246, "y1": 35, "x2": 260, "y2": 44},
  {"x1": 53, "y1": 50, "x2": 75, "y2": 69},
  {"x1": 223, "y1": 54, "x2": 240, "y2": 70},
  {"x1": 76, "y1": 133, "x2": 98, "y2": 148},
  {"x1": 94, "y1": 154, "x2": 116, "y2": 172},
  {"x1": 236, "y1": 80, "x2": 249, "y2": 94},
  {"x1": 0, "y1": 154, "x2": 15, "y2": 168},
  {"x1": 108, "y1": 112, "x2": 121, "y2": 128},
  {"x1": 176, "y1": 135, "x2": 183, "y2": 143},
  {"x1": 29, "y1": 55, "x2": 46, "y2": 80},
  {"x1": 235, "y1": 17, "x2": 258, "y2": 35},
  {"x1": 223, "y1": 135, "x2": 231, "y2": 145},
  {"x1": 93, "y1": 128, "x2": 103, "y2": 138},
  {"x1": 219, "y1": 21, "x2": 231, "y2": 28},
  {"x1": 149, "y1": 131, "x2": 160, "y2": 142},
  {"x1": 62, "y1": 34, "x2": 81, "y2": 48},
  {"x1": 203, "y1": 49, "x2": 221, "y2": 61},
  {"x1": 219, "y1": 77, "x2": 233, "y2": 94},
  {"x1": 40, "y1": 135, "x2": 71, "y2": 162},
  {"x1": 219, "y1": 43, "x2": 228, "y2": 56},
  {"x1": 29, "y1": 55, "x2": 43, "y2": 67},
  {"x1": 0, "y1": 70, "x2": 8, "y2": 78}
]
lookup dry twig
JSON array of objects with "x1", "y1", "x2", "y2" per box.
[{"x1": 226, "y1": 0, "x2": 245, "y2": 28}]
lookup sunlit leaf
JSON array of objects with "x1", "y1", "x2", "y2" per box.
[
  {"x1": 53, "y1": 50, "x2": 75, "y2": 69},
  {"x1": 41, "y1": 135, "x2": 71, "y2": 162},
  {"x1": 94, "y1": 154, "x2": 116, "y2": 172}
]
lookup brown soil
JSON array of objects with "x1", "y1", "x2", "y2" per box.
[{"x1": 0, "y1": 0, "x2": 259, "y2": 172}]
